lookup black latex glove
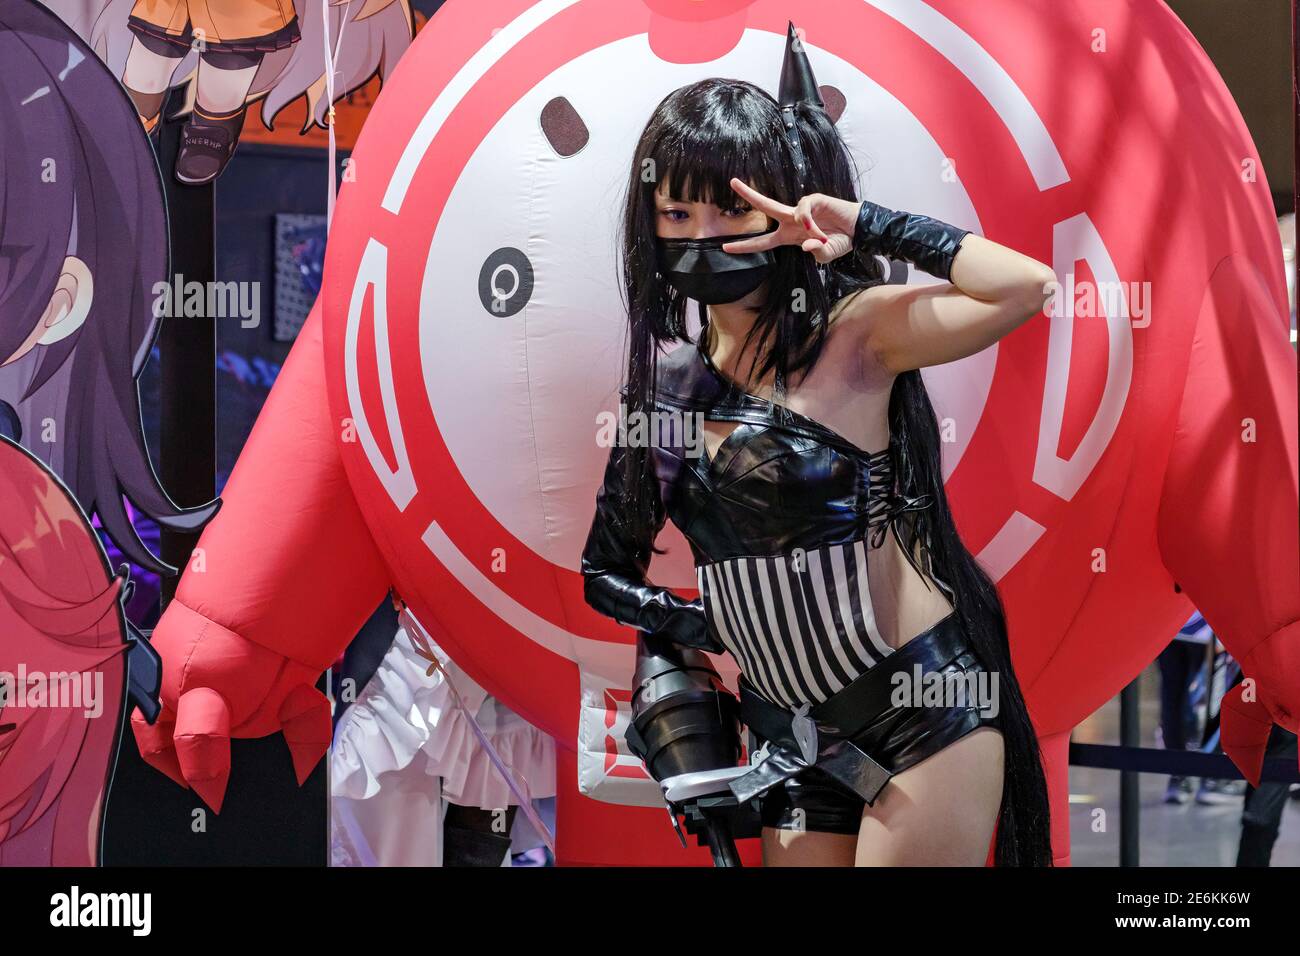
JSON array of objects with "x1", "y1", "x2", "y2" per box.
[{"x1": 580, "y1": 443, "x2": 724, "y2": 654}]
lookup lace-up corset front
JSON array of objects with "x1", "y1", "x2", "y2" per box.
[{"x1": 643, "y1": 342, "x2": 954, "y2": 706}]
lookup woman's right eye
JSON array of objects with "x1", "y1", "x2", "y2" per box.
[{"x1": 660, "y1": 209, "x2": 687, "y2": 223}]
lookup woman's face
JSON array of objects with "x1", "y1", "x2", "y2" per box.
[{"x1": 653, "y1": 178, "x2": 769, "y2": 240}]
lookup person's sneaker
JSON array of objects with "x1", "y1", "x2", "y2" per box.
[
  {"x1": 174, "y1": 119, "x2": 237, "y2": 186},
  {"x1": 1195, "y1": 778, "x2": 1245, "y2": 805},
  {"x1": 1164, "y1": 775, "x2": 1190, "y2": 805}
]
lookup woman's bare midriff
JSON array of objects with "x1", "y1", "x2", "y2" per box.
[
  {"x1": 864, "y1": 514, "x2": 957, "y2": 651},
  {"x1": 705, "y1": 298, "x2": 956, "y2": 651}
]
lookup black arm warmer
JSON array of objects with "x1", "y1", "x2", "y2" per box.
[{"x1": 852, "y1": 199, "x2": 970, "y2": 281}]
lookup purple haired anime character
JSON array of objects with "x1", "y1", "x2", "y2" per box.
[{"x1": 0, "y1": 0, "x2": 218, "y2": 575}]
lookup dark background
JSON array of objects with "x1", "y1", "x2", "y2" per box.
[{"x1": 1166, "y1": 0, "x2": 1294, "y2": 216}]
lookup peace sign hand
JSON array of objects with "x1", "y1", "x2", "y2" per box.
[{"x1": 722, "y1": 178, "x2": 861, "y2": 265}]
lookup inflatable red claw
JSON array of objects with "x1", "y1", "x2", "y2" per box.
[
  {"x1": 132, "y1": 309, "x2": 391, "y2": 813},
  {"x1": 1218, "y1": 621, "x2": 1300, "y2": 787}
]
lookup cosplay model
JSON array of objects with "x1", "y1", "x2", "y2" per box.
[{"x1": 581, "y1": 25, "x2": 1056, "y2": 866}]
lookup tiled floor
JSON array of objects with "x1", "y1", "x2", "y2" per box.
[{"x1": 1068, "y1": 663, "x2": 1299, "y2": 867}]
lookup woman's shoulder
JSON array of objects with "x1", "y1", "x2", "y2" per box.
[{"x1": 828, "y1": 282, "x2": 909, "y2": 333}]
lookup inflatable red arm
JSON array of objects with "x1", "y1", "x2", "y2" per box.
[
  {"x1": 1156, "y1": 256, "x2": 1299, "y2": 783},
  {"x1": 132, "y1": 302, "x2": 391, "y2": 810}
]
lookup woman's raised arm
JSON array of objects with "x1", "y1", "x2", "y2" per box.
[
  {"x1": 844, "y1": 231, "x2": 1056, "y2": 374},
  {"x1": 721, "y1": 179, "x2": 1056, "y2": 373}
]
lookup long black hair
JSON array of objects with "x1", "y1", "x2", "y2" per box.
[{"x1": 616, "y1": 77, "x2": 1053, "y2": 866}]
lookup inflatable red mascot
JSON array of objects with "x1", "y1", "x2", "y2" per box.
[{"x1": 134, "y1": 0, "x2": 1298, "y2": 866}]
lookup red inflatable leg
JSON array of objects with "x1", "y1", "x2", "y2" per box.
[
  {"x1": 133, "y1": 301, "x2": 392, "y2": 810},
  {"x1": 1220, "y1": 621, "x2": 1300, "y2": 785},
  {"x1": 1157, "y1": 254, "x2": 1300, "y2": 773}
]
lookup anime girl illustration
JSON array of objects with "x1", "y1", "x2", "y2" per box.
[
  {"x1": 0, "y1": 437, "x2": 159, "y2": 866},
  {"x1": 42, "y1": 0, "x2": 415, "y2": 184},
  {"x1": 0, "y1": 0, "x2": 218, "y2": 576}
]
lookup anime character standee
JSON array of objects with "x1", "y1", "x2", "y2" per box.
[
  {"x1": 43, "y1": 0, "x2": 415, "y2": 184},
  {"x1": 0, "y1": 437, "x2": 163, "y2": 865},
  {"x1": 0, "y1": 0, "x2": 211, "y2": 865},
  {"x1": 1, "y1": 0, "x2": 218, "y2": 573}
]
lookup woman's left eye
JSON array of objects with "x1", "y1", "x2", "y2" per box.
[{"x1": 722, "y1": 205, "x2": 752, "y2": 217}]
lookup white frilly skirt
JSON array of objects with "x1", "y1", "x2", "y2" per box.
[{"x1": 329, "y1": 626, "x2": 556, "y2": 866}]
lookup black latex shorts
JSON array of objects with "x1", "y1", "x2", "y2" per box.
[{"x1": 740, "y1": 611, "x2": 1002, "y2": 835}]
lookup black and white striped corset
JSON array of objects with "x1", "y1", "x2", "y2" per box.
[{"x1": 696, "y1": 538, "x2": 902, "y2": 708}]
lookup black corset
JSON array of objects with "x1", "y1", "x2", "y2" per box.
[
  {"x1": 578, "y1": 336, "x2": 949, "y2": 666},
  {"x1": 647, "y1": 340, "x2": 933, "y2": 566}
]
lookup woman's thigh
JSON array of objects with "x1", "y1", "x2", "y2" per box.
[
  {"x1": 762, "y1": 826, "x2": 858, "y2": 867},
  {"x1": 855, "y1": 727, "x2": 1004, "y2": 866}
]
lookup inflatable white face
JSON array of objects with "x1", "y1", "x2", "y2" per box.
[{"x1": 416, "y1": 30, "x2": 987, "y2": 590}]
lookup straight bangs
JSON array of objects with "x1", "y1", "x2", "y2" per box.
[{"x1": 652, "y1": 105, "x2": 795, "y2": 212}]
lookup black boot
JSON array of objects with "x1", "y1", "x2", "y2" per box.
[{"x1": 175, "y1": 105, "x2": 245, "y2": 185}]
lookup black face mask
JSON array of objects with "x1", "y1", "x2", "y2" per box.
[{"x1": 656, "y1": 229, "x2": 776, "y2": 305}]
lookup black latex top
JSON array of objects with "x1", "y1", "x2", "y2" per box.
[
  {"x1": 579, "y1": 338, "x2": 939, "y2": 651},
  {"x1": 645, "y1": 339, "x2": 934, "y2": 566}
]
